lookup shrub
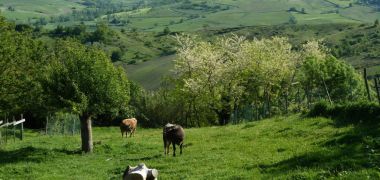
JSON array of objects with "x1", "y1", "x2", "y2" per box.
[{"x1": 308, "y1": 101, "x2": 380, "y2": 124}]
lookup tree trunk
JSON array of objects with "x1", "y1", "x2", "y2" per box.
[
  {"x1": 80, "y1": 113, "x2": 93, "y2": 153},
  {"x1": 217, "y1": 108, "x2": 231, "y2": 126}
]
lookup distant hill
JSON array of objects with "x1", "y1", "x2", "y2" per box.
[
  {"x1": 1, "y1": 0, "x2": 380, "y2": 31},
  {"x1": 2, "y1": 0, "x2": 380, "y2": 90}
]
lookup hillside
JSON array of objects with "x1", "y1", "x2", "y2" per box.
[
  {"x1": 1, "y1": 0, "x2": 380, "y2": 31},
  {"x1": 125, "y1": 23, "x2": 380, "y2": 89},
  {"x1": 0, "y1": 115, "x2": 379, "y2": 179}
]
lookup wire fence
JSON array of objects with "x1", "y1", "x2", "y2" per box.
[{"x1": 45, "y1": 113, "x2": 80, "y2": 136}]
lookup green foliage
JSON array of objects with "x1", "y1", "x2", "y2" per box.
[
  {"x1": 43, "y1": 39, "x2": 130, "y2": 117},
  {"x1": 300, "y1": 41, "x2": 366, "y2": 103},
  {"x1": 308, "y1": 101, "x2": 380, "y2": 124},
  {"x1": 172, "y1": 35, "x2": 298, "y2": 125},
  {"x1": 0, "y1": 16, "x2": 47, "y2": 117},
  {"x1": 111, "y1": 49, "x2": 123, "y2": 62}
]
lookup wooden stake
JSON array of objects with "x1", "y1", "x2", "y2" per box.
[
  {"x1": 45, "y1": 116, "x2": 49, "y2": 135},
  {"x1": 375, "y1": 78, "x2": 380, "y2": 104},
  {"x1": 20, "y1": 114, "x2": 23, "y2": 140},
  {"x1": 13, "y1": 116, "x2": 15, "y2": 142},
  {"x1": 364, "y1": 68, "x2": 372, "y2": 101}
]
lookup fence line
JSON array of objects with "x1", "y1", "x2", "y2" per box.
[{"x1": 0, "y1": 114, "x2": 25, "y2": 145}]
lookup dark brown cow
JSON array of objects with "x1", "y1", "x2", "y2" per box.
[
  {"x1": 163, "y1": 123, "x2": 185, "y2": 156},
  {"x1": 120, "y1": 118, "x2": 137, "y2": 138}
]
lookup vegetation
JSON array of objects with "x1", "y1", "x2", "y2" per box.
[
  {"x1": 1, "y1": 115, "x2": 380, "y2": 179},
  {"x1": 1, "y1": 0, "x2": 380, "y2": 178},
  {"x1": 308, "y1": 101, "x2": 380, "y2": 124},
  {"x1": 0, "y1": 16, "x2": 131, "y2": 153},
  {"x1": 128, "y1": 35, "x2": 366, "y2": 127}
]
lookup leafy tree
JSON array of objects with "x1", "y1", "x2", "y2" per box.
[
  {"x1": 174, "y1": 35, "x2": 298, "y2": 125},
  {"x1": 88, "y1": 23, "x2": 109, "y2": 43},
  {"x1": 44, "y1": 40, "x2": 130, "y2": 153},
  {"x1": 299, "y1": 41, "x2": 366, "y2": 104},
  {"x1": 111, "y1": 49, "x2": 123, "y2": 62},
  {"x1": 0, "y1": 16, "x2": 47, "y2": 119},
  {"x1": 163, "y1": 26, "x2": 171, "y2": 35},
  {"x1": 374, "y1": 19, "x2": 379, "y2": 27}
]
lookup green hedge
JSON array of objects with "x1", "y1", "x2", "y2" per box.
[{"x1": 308, "y1": 101, "x2": 380, "y2": 124}]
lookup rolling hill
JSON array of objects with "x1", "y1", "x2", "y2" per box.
[
  {"x1": 1, "y1": 0, "x2": 380, "y2": 31},
  {"x1": 2, "y1": 0, "x2": 380, "y2": 90}
]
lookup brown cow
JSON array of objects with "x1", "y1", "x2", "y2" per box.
[
  {"x1": 163, "y1": 123, "x2": 185, "y2": 156},
  {"x1": 120, "y1": 118, "x2": 137, "y2": 138}
]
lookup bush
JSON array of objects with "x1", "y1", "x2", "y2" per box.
[
  {"x1": 308, "y1": 100, "x2": 331, "y2": 117},
  {"x1": 308, "y1": 101, "x2": 380, "y2": 124}
]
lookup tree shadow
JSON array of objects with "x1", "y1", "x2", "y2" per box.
[
  {"x1": 258, "y1": 122, "x2": 380, "y2": 177},
  {"x1": 0, "y1": 146, "x2": 81, "y2": 165}
]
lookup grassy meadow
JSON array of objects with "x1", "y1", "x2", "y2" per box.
[{"x1": 1, "y1": 115, "x2": 379, "y2": 179}]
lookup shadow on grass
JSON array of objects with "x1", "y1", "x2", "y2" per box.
[
  {"x1": 125, "y1": 154, "x2": 162, "y2": 161},
  {"x1": 259, "y1": 123, "x2": 380, "y2": 178},
  {"x1": 0, "y1": 146, "x2": 81, "y2": 165}
]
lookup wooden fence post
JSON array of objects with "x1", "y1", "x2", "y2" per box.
[
  {"x1": 45, "y1": 116, "x2": 49, "y2": 135},
  {"x1": 20, "y1": 114, "x2": 24, "y2": 140},
  {"x1": 375, "y1": 78, "x2": 380, "y2": 104},
  {"x1": 5, "y1": 117, "x2": 8, "y2": 143},
  {"x1": 13, "y1": 116, "x2": 15, "y2": 142},
  {"x1": 364, "y1": 68, "x2": 372, "y2": 101}
]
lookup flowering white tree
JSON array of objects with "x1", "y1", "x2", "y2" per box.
[{"x1": 174, "y1": 35, "x2": 300, "y2": 124}]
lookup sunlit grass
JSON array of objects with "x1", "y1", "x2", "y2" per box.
[{"x1": 1, "y1": 115, "x2": 379, "y2": 179}]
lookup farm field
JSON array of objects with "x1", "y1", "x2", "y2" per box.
[
  {"x1": 0, "y1": 0, "x2": 84, "y2": 22},
  {"x1": 0, "y1": 115, "x2": 379, "y2": 179},
  {"x1": 1, "y1": 0, "x2": 380, "y2": 31}
]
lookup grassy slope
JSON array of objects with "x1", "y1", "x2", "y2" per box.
[
  {"x1": 0, "y1": 0, "x2": 84, "y2": 22},
  {"x1": 1, "y1": 115, "x2": 379, "y2": 179},
  {"x1": 2, "y1": 0, "x2": 380, "y2": 31},
  {"x1": 123, "y1": 55, "x2": 175, "y2": 90},
  {"x1": 125, "y1": 23, "x2": 380, "y2": 89}
]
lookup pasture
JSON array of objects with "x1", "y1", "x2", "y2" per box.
[
  {"x1": 1, "y1": 115, "x2": 379, "y2": 179},
  {"x1": 1, "y1": 0, "x2": 380, "y2": 31},
  {"x1": 0, "y1": 0, "x2": 83, "y2": 22}
]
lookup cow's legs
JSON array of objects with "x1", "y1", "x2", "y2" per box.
[
  {"x1": 166, "y1": 142, "x2": 171, "y2": 155},
  {"x1": 164, "y1": 142, "x2": 166, "y2": 155},
  {"x1": 173, "y1": 144, "x2": 176, "y2": 157},
  {"x1": 180, "y1": 143, "x2": 183, "y2": 155}
]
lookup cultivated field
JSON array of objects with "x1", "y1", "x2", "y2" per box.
[
  {"x1": 1, "y1": 115, "x2": 379, "y2": 179},
  {"x1": 2, "y1": 0, "x2": 380, "y2": 31}
]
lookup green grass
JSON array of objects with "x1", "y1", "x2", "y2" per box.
[
  {"x1": 123, "y1": 55, "x2": 175, "y2": 90},
  {"x1": 1, "y1": 115, "x2": 379, "y2": 179},
  {"x1": 0, "y1": 0, "x2": 84, "y2": 22}
]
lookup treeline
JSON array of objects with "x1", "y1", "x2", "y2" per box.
[
  {"x1": 359, "y1": 0, "x2": 380, "y2": 7},
  {"x1": 0, "y1": 16, "x2": 370, "y2": 129},
  {"x1": 130, "y1": 35, "x2": 368, "y2": 127}
]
